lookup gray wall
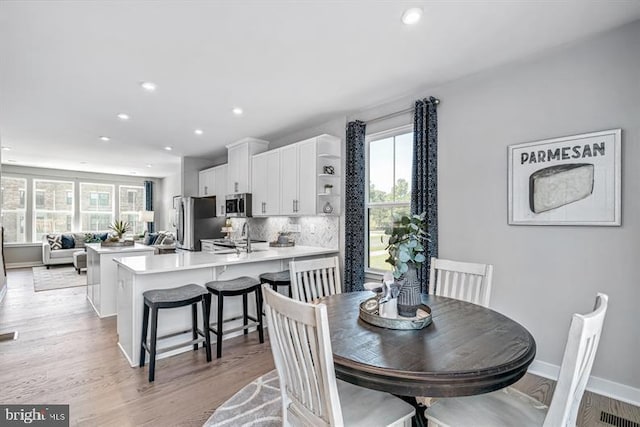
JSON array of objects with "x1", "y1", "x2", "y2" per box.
[{"x1": 353, "y1": 22, "x2": 640, "y2": 392}]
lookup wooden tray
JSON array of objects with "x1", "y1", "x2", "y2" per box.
[
  {"x1": 100, "y1": 240, "x2": 134, "y2": 247},
  {"x1": 359, "y1": 297, "x2": 432, "y2": 330},
  {"x1": 269, "y1": 241, "x2": 295, "y2": 247}
]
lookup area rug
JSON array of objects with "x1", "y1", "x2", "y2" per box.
[
  {"x1": 204, "y1": 369, "x2": 282, "y2": 427},
  {"x1": 32, "y1": 265, "x2": 87, "y2": 292}
]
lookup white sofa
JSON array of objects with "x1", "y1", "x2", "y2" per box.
[{"x1": 42, "y1": 232, "x2": 108, "y2": 268}]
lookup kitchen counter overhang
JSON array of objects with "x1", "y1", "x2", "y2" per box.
[{"x1": 113, "y1": 244, "x2": 337, "y2": 274}]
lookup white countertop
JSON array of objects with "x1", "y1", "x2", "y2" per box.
[
  {"x1": 86, "y1": 242, "x2": 155, "y2": 254},
  {"x1": 113, "y1": 243, "x2": 338, "y2": 275}
]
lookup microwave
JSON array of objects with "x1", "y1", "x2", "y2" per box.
[{"x1": 225, "y1": 193, "x2": 252, "y2": 217}]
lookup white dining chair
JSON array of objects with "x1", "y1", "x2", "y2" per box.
[
  {"x1": 263, "y1": 285, "x2": 415, "y2": 426},
  {"x1": 289, "y1": 256, "x2": 341, "y2": 303},
  {"x1": 428, "y1": 257, "x2": 494, "y2": 307},
  {"x1": 425, "y1": 293, "x2": 609, "y2": 427}
]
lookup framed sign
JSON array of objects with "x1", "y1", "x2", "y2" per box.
[{"x1": 508, "y1": 129, "x2": 621, "y2": 226}]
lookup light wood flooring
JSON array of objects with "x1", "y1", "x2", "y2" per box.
[
  {"x1": 0, "y1": 268, "x2": 274, "y2": 426},
  {"x1": 1, "y1": 268, "x2": 638, "y2": 427}
]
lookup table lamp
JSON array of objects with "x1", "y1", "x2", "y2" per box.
[{"x1": 140, "y1": 210, "x2": 155, "y2": 233}]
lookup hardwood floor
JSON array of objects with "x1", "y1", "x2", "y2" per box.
[
  {"x1": 0, "y1": 268, "x2": 274, "y2": 426},
  {"x1": 2, "y1": 268, "x2": 638, "y2": 427}
]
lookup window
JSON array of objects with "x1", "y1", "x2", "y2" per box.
[
  {"x1": 365, "y1": 128, "x2": 413, "y2": 272},
  {"x1": 80, "y1": 183, "x2": 114, "y2": 232},
  {"x1": 119, "y1": 186, "x2": 145, "y2": 235},
  {"x1": 1, "y1": 176, "x2": 28, "y2": 243},
  {"x1": 33, "y1": 179, "x2": 74, "y2": 241}
]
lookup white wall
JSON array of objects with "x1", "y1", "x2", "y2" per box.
[
  {"x1": 352, "y1": 21, "x2": 640, "y2": 397},
  {"x1": 158, "y1": 170, "x2": 181, "y2": 232}
]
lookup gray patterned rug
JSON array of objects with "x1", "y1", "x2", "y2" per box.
[
  {"x1": 204, "y1": 370, "x2": 282, "y2": 427},
  {"x1": 32, "y1": 265, "x2": 87, "y2": 292}
]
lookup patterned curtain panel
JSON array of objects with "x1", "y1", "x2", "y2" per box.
[
  {"x1": 411, "y1": 97, "x2": 439, "y2": 293},
  {"x1": 344, "y1": 120, "x2": 366, "y2": 293},
  {"x1": 144, "y1": 180, "x2": 154, "y2": 233}
]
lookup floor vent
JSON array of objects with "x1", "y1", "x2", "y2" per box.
[
  {"x1": 600, "y1": 411, "x2": 640, "y2": 427},
  {"x1": 0, "y1": 331, "x2": 18, "y2": 342}
]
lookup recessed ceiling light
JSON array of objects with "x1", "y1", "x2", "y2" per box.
[
  {"x1": 401, "y1": 7, "x2": 423, "y2": 25},
  {"x1": 80, "y1": 161, "x2": 88, "y2": 164},
  {"x1": 99, "y1": 136, "x2": 110, "y2": 142},
  {"x1": 131, "y1": 171, "x2": 137, "y2": 175},
  {"x1": 232, "y1": 107, "x2": 243, "y2": 115},
  {"x1": 164, "y1": 146, "x2": 173, "y2": 151},
  {"x1": 7, "y1": 159, "x2": 16, "y2": 163},
  {"x1": 117, "y1": 113, "x2": 130, "y2": 120},
  {"x1": 1, "y1": 146, "x2": 11, "y2": 151},
  {"x1": 140, "y1": 81, "x2": 157, "y2": 92},
  {"x1": 194, "y1": 129, "x2": 204, "y2": 135},
  {"x1": 146, "y1": 164, "x2": 153, "y2": 168}
]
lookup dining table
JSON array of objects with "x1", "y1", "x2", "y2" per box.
[{"x1": 320, "y1": 291, "x2": 536, "y2": 424}]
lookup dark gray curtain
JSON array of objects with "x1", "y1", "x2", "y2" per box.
[
  {"x1": 411, "y1": 97, "x2": 439, "y2": 293},
  {"x1": 144, "y1": 180, "x2": 154, "y2": 233},
  {"x1": 344, "y1": 120, "x2": 366, "y2": 293}
]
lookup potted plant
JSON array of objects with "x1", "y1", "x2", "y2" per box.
[
  {"x1": 385, "y1": 212, "x2": 429, "y2": 317},
  {"x1": 108, "y1": 219, "x2": 131, "y2": 240}
]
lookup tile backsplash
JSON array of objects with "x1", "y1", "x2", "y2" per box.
[{"x1": 229, "y1": 216, "x2": 339, "y2": 249}]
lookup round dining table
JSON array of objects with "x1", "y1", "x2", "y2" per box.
[{"x1": 321, "y1": 291, "x2": 536, "y2": 398}]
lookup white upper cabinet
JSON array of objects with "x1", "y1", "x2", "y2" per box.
[
  {"x1": 213, "y1": 164, "x2": 228, "y2": 216},
  {"x1": 226, "y1": 138, "x2": 269, "y2": 194},
  {"x1": 251, "y1": 150, "x2": 280, "y2": 216},
  {"x1": 198, "y1": 168, "x2": 215, "y2": 197},
  {"x1": 198, "y1": 164, "x2": 228, "y2": 214},
  {"x1": 280, "y1": 138, "x2": 317, "y2": 215}
]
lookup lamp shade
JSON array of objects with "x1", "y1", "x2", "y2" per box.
[{"x1": 140, "y1": 211, "x2": 155, "y2": 222}]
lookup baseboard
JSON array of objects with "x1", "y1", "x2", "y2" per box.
[
  {"x1": 529, "y1": 360, "x2": 640, "y2": 407},
  {"x1": 7, "y1": 261, "x2": 42, "y2": 269}
]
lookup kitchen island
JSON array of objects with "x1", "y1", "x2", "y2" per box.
[
  {"x1": 114, "y1": 243, "x2": 337, "y2": 366},
  {"x1": 86, "y1": 242, "x2": 155, "y2": 318}
]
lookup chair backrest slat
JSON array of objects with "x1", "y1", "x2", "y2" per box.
[
  {"x1": 290, "y1": 256, "x2": 341, "y2": 303},
  {"x1": 543, "y1": 293, "x2": 608, "y2": 427},
  {"x1": 429, "y1": 257, "x2": 494, "y2": 307},
  {"x1": 263, "y1": 285, "x2": 343, "y2": 426}
]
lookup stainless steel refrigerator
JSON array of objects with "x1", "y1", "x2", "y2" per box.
[{"x1": 175, "y1": 196, "x2": 225, "y2": 251}]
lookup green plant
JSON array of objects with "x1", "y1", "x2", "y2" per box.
[
  {"x1": 109, "y1": 220, "x2": 131, "y2": 238},
  {"x1": 385, "y1": 212, "x2": 429, "y2": 279}
]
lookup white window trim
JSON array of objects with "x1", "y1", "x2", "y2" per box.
[{"x1": 364, "y1": 124, "x2": 413, "y2": 275}]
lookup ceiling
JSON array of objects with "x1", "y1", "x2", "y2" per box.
[{"x1": 1, "y1": 1, "x2": 639, "y2": 178}]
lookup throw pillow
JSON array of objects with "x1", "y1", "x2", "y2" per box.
[
  {"x1": 73, "y1": 233, "x2": 86, "y2": 248},
  {"x1": 47, "y1": 234, "x2": 62, "y2": 250},
  {"x1": 155, "y1": 233, "x2": 171, "y2": 245},
  {"x1": 95, "y1": 232, "x2": 109, "y2": 241},
  {"x1": 61, "y1": 234, "x2": 75, "y2": 249},
  {"x1": 143, "y1": 232, "x2": 158, "y2": 246}
]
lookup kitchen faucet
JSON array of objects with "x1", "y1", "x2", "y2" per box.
[{"x1": 242, "y1": 221, "x2": 252, "y2": 253}]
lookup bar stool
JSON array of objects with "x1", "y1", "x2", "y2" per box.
[
  {"x1": 205, "y1": 276, "x2": 264, "y2": 358},
  {"x1": 140, "y1": 284, "x2": 212, "y2": 382},
  {"x1": 259, "y1": 270, "x2": 292, "y2": 297}
]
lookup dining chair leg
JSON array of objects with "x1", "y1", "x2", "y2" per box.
[
  {"x1": 191, "y1": 302, "x2": 198, "y2": 351},
  {"x1": 242, "y1": 293, "x2": 248, "y2": 335},
  {"x1": 202, "y1": 294, "x2": 212, "y2": 362},
  {"x1": 149, "y1": 306, "x2": 159, "y2": 382},
  {"x1": 139, "y1": 303, "x2": 149, "y2": 368},
  {"x1": 255, "y1": 287, "x2": 264, "y2": 343},
  {"x1": 216, "y1": 293, "x2": 224, "y2": 358}
]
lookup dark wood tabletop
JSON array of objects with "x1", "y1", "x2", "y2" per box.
[{"x1": 321, "y1": 291, "x2": 536, "y2": 397}]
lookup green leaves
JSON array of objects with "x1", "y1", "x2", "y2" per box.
[{"x1": 384, "y1": 211, "x2": 430, "y2": 278}]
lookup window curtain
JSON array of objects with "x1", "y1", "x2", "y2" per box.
[
  {"x1": 411, "y1": 97, "x2": 439, "y2": 293},
  {"x1": 344, "y1": 120, "x2": 366, "y2": 293},
  {"x1": 144, "y1": 180, "x2": 154, "y2": 233}
]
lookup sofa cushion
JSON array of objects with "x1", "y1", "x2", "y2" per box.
[
  {"x1": 49, "y1": 248, "x2": 77, "y2": 259},
  {"x1": 95, "y1": 232, "x2": 109, "y2": 241},
  {"x1": 155, "y1": 232, "x2": 174, "y2": 245},
  {"x1": 47, "y1": 234, "x2": 62, "y2": 250},
  {"x1": 61, "y1": 234, "x2": 75, "y2": 249},
  {"x1": 73, "y1": 233, "x2": 87, "y2": 248}
]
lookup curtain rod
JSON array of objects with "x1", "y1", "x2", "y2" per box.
[{"x1": 364, "y1": 98, "x2": 440, "y2": 125}]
